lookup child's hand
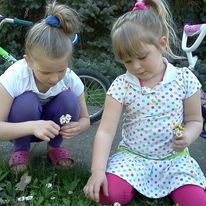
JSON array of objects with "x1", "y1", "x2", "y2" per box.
[
  {"x1": 33, "y1": 120, "x2": 60, "y2": 141},
  {"x1": 83, "y1": 170, "x2": 108, "y2": 203},
  {"x1": 172, "y1": 123, "x2": 190, "y2": 151},
  {"x1": 60, "y1": 122, "x2": 81, "y2": 139},
  {"x1": 172, "y1": 132, "x2": 191, "y2": 151}
]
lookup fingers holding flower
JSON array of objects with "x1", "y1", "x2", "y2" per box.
[
  {"x1": 172, "y1": 123, "x2": 190, "y2": 151},
  {"x1": 60, "y1": 121, "x2": 81, "y2": 139}
]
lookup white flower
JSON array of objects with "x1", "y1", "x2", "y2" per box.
[
  {"x1": 173, "y1": 123, "x2": 185, "y2": 138},
  {"x1": 65, "y1": 114, "x2": 72, "y2": 123},
  {"x1": 50, "y1": 196, "x2": 55, "y2": 200},
  {"x1": 68, "y1": 191, "x2": 73, "y2": 195},
  {"x1": 25, "y1": 195, "x2": 33, "y2": 201},
  {"x1": 114, "y1": 202, "x2": 121, "y2": 206},
  {"x1": 174, "y1": 129, "x2": 183, "y2": 137},
  {"x1": 60, "y1": 115, "x2": 66, "y2": 125},
  {"x1": 46, "y1": 183, "x2": 52, "y2": 188},
  {"x1": 60, "y1": 114, "x2": 72, "y2": 125},
  {"x1": 17, "y1": 196, "x2": 25, "y2": 202}
]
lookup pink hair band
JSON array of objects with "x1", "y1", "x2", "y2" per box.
[{"x1": 132, "y1": 1, "x2": 148, "y2": 11}]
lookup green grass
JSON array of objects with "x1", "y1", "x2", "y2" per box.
[
  {"x1": 85, "y1": 88, "x2": 106, "y2": 106},
  {"x1": 0, "y1": 156, "x2": 174, "y2": 206}
]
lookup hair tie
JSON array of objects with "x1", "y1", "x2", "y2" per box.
[
  {"x1": 132, "y1": 1, "x2": 148, "y2": 11},
  {"x1": 45, "y1": 15, "x2": 60, "y2": 28}
]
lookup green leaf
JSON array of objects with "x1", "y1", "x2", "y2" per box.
[{"x1": 0, "y1": 171, "x2": 9, "y2": 182}]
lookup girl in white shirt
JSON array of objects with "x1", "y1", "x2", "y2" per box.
[{"x1": 0, "y1": 1, "x2": 90, "y2": 173}]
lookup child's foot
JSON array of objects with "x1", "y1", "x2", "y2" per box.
[
  {"x1": 47, "y1": 146, "x2": 74, "y2": 169},
  {"x1": 9, "y1": 151, "x2": 29, "y2": 174}
]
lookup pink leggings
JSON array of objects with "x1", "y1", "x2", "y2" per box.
[{"x1": 100, "y1": 173, "x2": 206, "y2": 206}]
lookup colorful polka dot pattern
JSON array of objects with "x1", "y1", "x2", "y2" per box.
[
  {"x1": 107, "y1": 152, "x2": 206, "y2": 198},
  {"x1": 106, "y1": 65, "x2": 205, "y2": 197}
]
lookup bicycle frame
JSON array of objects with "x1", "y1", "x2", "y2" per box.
[
  {"x1": 181, "y1": 23, "x2": 206, "y2": 138},
  {"x1": 0, "y1": 16, "x2": 32, "y2": 66},
  {"x1": 0, "y1": 47, "x2": 16, "y2": 64},
  {"x1": 182, "y1": 23, "x2": 206, "y2": 70}
]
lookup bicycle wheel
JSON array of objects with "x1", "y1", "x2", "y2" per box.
[{"x1": 75, "y1": 68, "x2": 110, "y2": 123}]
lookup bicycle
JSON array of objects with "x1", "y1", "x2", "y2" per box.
[
  {"x1": 0, "y1": 15, "x2": 110, "y2": 123},
  {"x1": 181, "y1": 23, "x2": 206, "y2": 138}
]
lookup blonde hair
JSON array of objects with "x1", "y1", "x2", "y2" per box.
[
  {"x1": 25, "y1": 1, "x2": 79, "y2": 60},
  {"x1": 111, "y1": 0, "x2": 179, "y2": 61}
]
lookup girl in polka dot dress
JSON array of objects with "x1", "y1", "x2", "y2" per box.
[{"x1": 84, "y1": 0, "x2": 206, "y2": 206}]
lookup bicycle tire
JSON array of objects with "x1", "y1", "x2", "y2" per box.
[{"x1": 75, "y1": 68, "x2": 111, "y2": 123}]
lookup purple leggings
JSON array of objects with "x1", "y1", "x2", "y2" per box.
[
  {"x1": 8, "y1": 91, "x2": 80, "y2": 152},
  {"x1": 100, "y1": 173, "x2": 206, "y2": 206}
]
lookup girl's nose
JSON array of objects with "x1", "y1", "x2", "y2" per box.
[
  {"x1": 49, "y1": 75, "x2": 59, "y2": 84},
  {"x1": 134, "y1": 60, "x2": 141, "y2": 70}
]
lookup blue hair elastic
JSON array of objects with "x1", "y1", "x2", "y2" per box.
[{"x1": 45, "y1": 15, "x2": 60, "y2": 28}]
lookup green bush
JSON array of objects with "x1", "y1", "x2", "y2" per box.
[
  {"x1": 0, "y1": 0, "x2": 128, "y2": 79},
  {"x1": 0, "y1": 0, "x2": 206, "y2": 83}
]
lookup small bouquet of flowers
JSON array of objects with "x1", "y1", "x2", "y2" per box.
[
  {"x1": 173, "y1": 123, "x2": 185, "y2": 137},
  {"x1": 59, "y1": 114, "x2": 72, "y2": 125}
]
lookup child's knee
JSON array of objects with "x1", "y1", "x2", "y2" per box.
[
  {"x1": 106, "y1": 190, "x2": 134, "y2": 205},
  {"x1": 56, "y1": 91, "x2": 80, "y2": 119},
  {"x1": 170, "y1": 184, "x2": 206, "y2": 206},
  {"x1": 100, "y1": 173, "x2": 135, "y2": 205},
  {"x1": 57, "y1": 91, "x2": 80, "y2": 110},
  {"x1": 9, "y1": 91, "x2": 41, "y2": 121}
]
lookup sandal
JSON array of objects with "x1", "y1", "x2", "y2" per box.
[
  {"x1": 47, "y1": 147, "x2": 74, "y2": 169},
  {"x1": 9, "y1": 151, "x2": 29, "y2": 172}
]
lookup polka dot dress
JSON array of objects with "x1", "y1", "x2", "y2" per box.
[{"x1": 106, "y1": 60, "x2": 206, "y2": 198}]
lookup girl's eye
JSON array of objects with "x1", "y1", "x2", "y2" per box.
[
  {"x1": 59, "y1": 69, "x2": 66, "y2": 74},
  {"x1": 138, "y1": 52, "x2": 149, "y2": 60},
  {"x1": 124, "y1": 60, "x2": 132, "y2": 64},
  {"x1": 138, "y1": 56, "x2": 146, "y2": 60},
  {"x1": 42, "y1": 72, "x2": 50, "y2": 75}
]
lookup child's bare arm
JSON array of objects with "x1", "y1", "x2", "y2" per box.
[
  {"x1": 84, "y1": 95, "x2": 123, "y2": 202},
  {"x1": 183, "y1": 90, "x2": 203, "y2": 141},
  {"x1": 0, "y1": 83, "x2": 31, "y2": 140},
  {"x1": 173, "y1": 90, "x2": 202, "y2": 151},
  {"x1": 0, "y1": 84, "x2": 13, "y2": 123},
  {"x1": 77, "y1": 92, "x2": 90, "y2": 132},
  {"x1": 91, "y1": 95, "x2": 123, "y2": 172},
  {"x1": 0, "y1": 84, "x2": 60, "y2": 141}
]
